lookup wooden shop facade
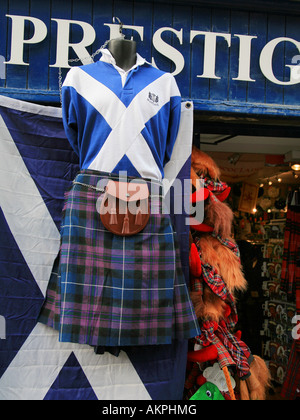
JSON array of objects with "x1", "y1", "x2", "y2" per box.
[{"x1": 0, "y1": 0, "x2": 300, "y2": 399}]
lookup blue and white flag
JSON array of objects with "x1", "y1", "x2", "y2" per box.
[{"x1": 0, "y1": 94, "x2": 194, "y2": 400}]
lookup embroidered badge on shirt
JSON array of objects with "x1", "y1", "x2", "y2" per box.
[{"x1": 148, "y1": 92, "x2": 159, "y2": 106}]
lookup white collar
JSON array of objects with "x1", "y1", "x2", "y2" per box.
[{"x1": 100, "y1": 48, "x2": 147, "y2": 73}]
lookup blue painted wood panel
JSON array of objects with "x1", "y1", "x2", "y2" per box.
[
  {"x1": 0, "y1": 0, "x2": 299, "y2": 117},
  {"x1": 190, "y1": 6, "x2": 211, "y2": 102},
  {"x1": 228, "y1": 10, "x2": 249, "y2": 104}
]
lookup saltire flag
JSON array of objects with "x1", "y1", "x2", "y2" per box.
[{"x1": 0, "y1": 94, "x2": 194, "y2": 400}]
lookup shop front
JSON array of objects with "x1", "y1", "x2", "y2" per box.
[
  {"x1": 1, "y1": 0, "x2": 300, "y2": 110},
  {"x1": 0, "y1": 0, "x2": 299, "y2": 401}
]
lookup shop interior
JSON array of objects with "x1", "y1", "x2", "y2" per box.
[{"x1": 194, "y1": 113, "x2": 300, "y2": 399}]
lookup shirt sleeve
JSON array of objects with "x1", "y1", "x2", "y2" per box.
[
  {"x1": 61, "y1": 69, "x2": 80, "y2": 156},
  {"x1": 164, "y1": 75, "x2": 182, "y2": 166}
]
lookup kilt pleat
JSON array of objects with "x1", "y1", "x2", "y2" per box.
[{"x1": 38, "y1": 171, "x2": 200, "y2": 347}]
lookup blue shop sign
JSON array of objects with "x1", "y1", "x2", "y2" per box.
[{"x1": 0, "y1": 0, "x2": 300, "y2": 117}]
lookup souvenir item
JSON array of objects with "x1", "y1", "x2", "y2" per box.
[
  {"x1": 268, "y1": 186, "x2": 280, "y2": 199},
  {"x1": 260, "y1": 197, "x2": 272, "y2": 211},
  {"x1": 100, "y1": 180, "x2": 150, "y2": 236},
  {"x1": 238, "y1": 182, "x2": 259, "y2": 214},
  {"x1": 190, "y1": 382, "x2": 225, "y2": 401},
  {"x1": 185, "y1": 148, "x2": 271, "y2": 400}
]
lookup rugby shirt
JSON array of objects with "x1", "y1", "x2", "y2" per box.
[{"x1": 62, "y1": 49, "x2": 182, "y2": 181}]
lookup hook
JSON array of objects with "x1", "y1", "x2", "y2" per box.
[{"x1": 113, "y1": 17, "x2": 123, "y2": 35}]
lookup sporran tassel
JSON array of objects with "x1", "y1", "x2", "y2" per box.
[
  {"x1": 109, "y1": 207, "x2": 118, "y2": 225},
  {"x1": 135, "y1": 208, "x2": 143, "y2": 226},
  {"x1": 122, "y1": 213, "x2": 130, "y2": 234}
]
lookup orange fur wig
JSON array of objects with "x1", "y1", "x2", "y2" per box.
[{"x1": 188, "y1": 146, "x2": 270, "y2": 400}]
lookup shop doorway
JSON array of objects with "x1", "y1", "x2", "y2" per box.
[{"x1": 194, "y1": 114, "x2": 300, "y2": 396}]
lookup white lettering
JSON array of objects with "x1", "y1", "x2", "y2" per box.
[
  {"x1": 102, "y1": 405, "x2": 136, "y2": 418},
  {"x1": 152, "y1": 27, "x2": 185, "y2": 76},
  {"x1": 5, "y1": 15, "x2": 47, "y2": 65},
  {"x1": 50, "y1": 19, "x2": 96, "y2": 68},
  {"x1": 4, "y1": 14, "x2": 300, "y2": 88},
  {"x1": 145, "y1": 405, "x2": 197, "y2": 415},
  {"x1": 260, "y1": 37, "x2": 300, "y2": 85},
  {"x1": 190, "y1": 30, "x2": 231, "y2": 79},
  {"x1": 232, "y1": 34, "x2": 257, "y2": 82}
]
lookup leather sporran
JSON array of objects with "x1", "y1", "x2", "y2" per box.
[{"x1": 100, "y1": 180, "x2": 150, "y2": 236}]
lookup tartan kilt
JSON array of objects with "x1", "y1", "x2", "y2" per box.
[{"x1": 38, "y1": 170, "x2": 200, "y2": 347}]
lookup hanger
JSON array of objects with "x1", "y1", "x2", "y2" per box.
[{"x1": 112, "y1": 17, "x2": 125, "y2": 39}]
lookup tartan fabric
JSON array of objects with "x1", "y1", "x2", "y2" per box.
[
  {"x1": 184, "y1": 362, "x2": 201, "y2": 390},
  {"x1": 38, "y1": 170, "x2": 200, "y2": 347},
  {"x1": 215, "y1": 323, "x2": 252, "y2": 379},
  {"x1": 196, "y1": 324, "x2": 235, "y2": 370},
  {"x1": 190, "y1": 276, "x2": 203, "y2": 294},
  {"x1": 199, "y1": 176, "x2": 228, "y2": 194},
  {"x1": 196, "y1": 321, "x2": 252, "y2": 379},
  {"x1": 201, "y1": 263, "x2": 238, "y2": 328},
  {"x1": 212, "y1": 233, "x2": 241, "y2": 261},
  {"x1": 190, "y1": 233, "x2": 251, "y2": 378},
  {"x1": 191, "y1": 233, "x2": 239, "y2": 327},
  {"x1": 281, "y1": 341, "x2": 300, "y2": 400}
]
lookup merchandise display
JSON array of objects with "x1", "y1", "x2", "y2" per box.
[
  {"x1": 233, "y1": 187, "x2": 299, "y2": 399},
  {"x1": 187, "y1": 149, "x2": 299, "y2": 400},
  {"x1": 260, "y1": 221, "x2": 295, "y2": 386},
  {"x1": 280, "y1": 191, "x2": 300, "y2": 399},
  {"x1": 38, "y1": 39, "x2": 200, "y2": 348},
  {"x1": 60, "y1": 48, "x2": 181, "y2": 180},
  {"x1": 185, "y1": 147, "x2": 271, "y2": 400},
  {"x1": 1, "y1": 3, "x2": 300, "y2": 400}
]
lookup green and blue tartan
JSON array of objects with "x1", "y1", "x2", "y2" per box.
[{"x1": 39, "y1": 170, "x2": 200, "y2": 347}]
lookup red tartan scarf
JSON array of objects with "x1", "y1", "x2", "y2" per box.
[
  {"x1": 212, "y1": 232, "x2": 241, "y2": 260},
  {"x1": 199, "y1": 176, "x2": 230, "y2": 200},
  {"x1": 192, "y1": 233, "x2": 252, "y2": 377},
  {"x1": 200, "y1": 261, "x2": 238, "y2": 327},
  {"x1": 192, "y1": 232, "x2": 240, "y2": 327},
  {"x1": 196, "y1": 321, "x2": 252, "y2": 379}
]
